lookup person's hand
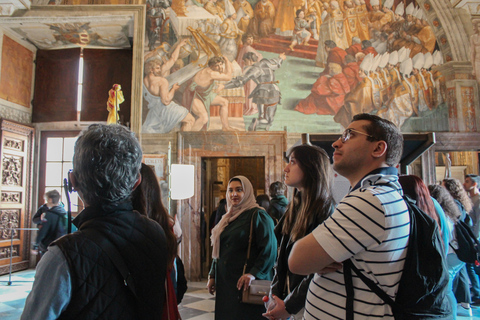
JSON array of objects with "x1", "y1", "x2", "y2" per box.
[
  {"x1": 214, "y1": 84, "x2": 225, "y2": 93},
  {"x1": 262, "y1": 295, "x2": 290, "y2": 319},
  {"x1": 179, "y1": 38, "x2": 188, "y2": 47},
  {"x1": 318, "y1": 261, "x2": 343, "y2": 274},
  {"x1": 207, "y1": 278, "x2": 216, "y2": 295},
  {"x1": 279, "y1": 53, "x2": 287, "y2": 60},
  {"x1": 237, "y1": 273, "x2": 255, "y2": 291},
  {"x1": 172, "y1": 83, "x2": 181, "y2": 91}
]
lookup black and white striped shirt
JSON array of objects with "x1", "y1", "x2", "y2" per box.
[{"x1": 304, "y1": 168, "x2": 409, "y2": 320}]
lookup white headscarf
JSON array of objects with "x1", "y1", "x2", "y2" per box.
[{"x1": 210, "y1": 175, "x2": 260, "y2": 259}]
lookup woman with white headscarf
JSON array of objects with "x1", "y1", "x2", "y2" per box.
[{"x1": 208, "y1": 175, "x2": 277, "y2": 320}]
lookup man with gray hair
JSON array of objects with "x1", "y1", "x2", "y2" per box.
[{"x1": 22, "y1": 124, "x2": 168, "y2": 320}]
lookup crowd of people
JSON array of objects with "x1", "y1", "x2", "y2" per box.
[{"x1": 21, "y1": 118, "x2": 480, "y2": 320}]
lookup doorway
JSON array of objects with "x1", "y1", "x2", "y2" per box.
[{"x1": 200, "y1": 157, "x2": 266, "y2": 278}]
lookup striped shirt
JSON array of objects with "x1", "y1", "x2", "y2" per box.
[{"x1": 304, "y1": 168, "x2": 409, "y2": 320}]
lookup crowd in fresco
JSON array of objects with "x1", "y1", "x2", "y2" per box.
[{"x1": 141, "y1": 0, "x2": 446, "y2": 132}]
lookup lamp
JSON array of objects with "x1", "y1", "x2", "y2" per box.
[{"x1": 170, "y1": 164, "x2": 195, "y2": 200}]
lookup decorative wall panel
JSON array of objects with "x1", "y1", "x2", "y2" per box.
[{"x1": 0, "y1": 119, "x2": 34, "y2": 275}]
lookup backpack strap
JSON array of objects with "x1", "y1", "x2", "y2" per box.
[
  {"x1": 344, "y1": 259, "x2": 398, "y2": 315},
  {"x1": 81, "y1": 226, "x2": 137, "y2": 298}
]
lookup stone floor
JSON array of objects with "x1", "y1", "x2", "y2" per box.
[
  {"x1": 0, "y1": 268, "x2": 215, "y2": 320},
  {"x1": 1, "y1": 268, "x2": 480, "y2": 319}
]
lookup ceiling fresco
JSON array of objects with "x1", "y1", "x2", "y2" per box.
[{"x1": 0, "y1": 15, "x2": 134, "y2": 49}]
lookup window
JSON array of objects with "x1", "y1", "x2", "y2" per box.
[{"x1": 38, "y1": 131, "x2": 81, "y2": 215}]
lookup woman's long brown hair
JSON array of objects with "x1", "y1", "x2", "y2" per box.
[
  {"x1": 282, "y1": 145, "x2": 335, "y2": 242},
  {"x1": 132, "y1": 163, "x2": 178, "y2": 267}
]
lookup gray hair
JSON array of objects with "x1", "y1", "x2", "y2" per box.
[{"x1": 73, "y1": 124, "x2": 142, "y2": 207}]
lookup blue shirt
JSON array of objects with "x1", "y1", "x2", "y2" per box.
[{"x1": 431, "y1": 197, "x2": 450, "y2": 256}]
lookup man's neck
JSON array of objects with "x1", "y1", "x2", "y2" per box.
[
  {"x1": 469, "y1": 188, "x2": 479, "y2": 198},
  {"x1": 348, "y1": 164, "x2": 390, "y2": 188}
]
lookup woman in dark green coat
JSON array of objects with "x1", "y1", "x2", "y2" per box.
[{"x1": 208, "y1": 175, "x2": 277, "y2": 320}]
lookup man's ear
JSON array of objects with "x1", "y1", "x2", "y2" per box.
[
  {"x1": 132, "y1": 174, "x2": 142, "y2": 191},
  {"x1": 69, "y1": 171, "x2": 77, "y2": 192},
  {"x1": 372, "y1": 140, "x2": 388, "y2": 159}
]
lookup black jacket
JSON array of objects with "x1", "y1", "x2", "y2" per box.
[
  {"x1": 53, "y1": 202, "x2": 168, "y2": 320},
  {"x1": 271, "y1": 206, "x2": 333, "y2": 314},
  {"x1": 35, "y1": 205, "x2": 67, "y2": 251}
]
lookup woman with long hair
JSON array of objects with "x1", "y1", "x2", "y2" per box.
[
  {"x1": 207, "y1": 176, "x2": 277, "y2": 320},
  {"x1": 429, "y1": 183, "x2": 466, "y2": 319},
  {"x1": 398, "y1": 175, "x2": 448, "y2": 247},
  {"x1": 132, "y1": 163, "x2": 180, "y2": 320},
  {"x1": 443, "y1": 178, "x2": 473, "y2": 218},
  {"x1": 441, "y1": 178, "x2": 476, "y2": 317},
  {"x1": 264, "y1": 144, "x2": 338, "y2": 320}
]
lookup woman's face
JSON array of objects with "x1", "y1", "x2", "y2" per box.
[
  {"x1": 284, "y1": 153, "x2": 305, "y2": 190},
  {"x1": 227, "y1": 180, "x2": 245, "y2": 206}
]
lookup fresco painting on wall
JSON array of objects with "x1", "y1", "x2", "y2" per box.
[{"x1": 142, "y1": 0, "x2": 450, "y2": 134}]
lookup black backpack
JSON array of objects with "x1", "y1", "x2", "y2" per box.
[
  {"x1": 451, "y1": 219, "x2": 480, "y2": 264},
  {"x1": 344, "y1": 194, "x2": 451, "y2": 320}
]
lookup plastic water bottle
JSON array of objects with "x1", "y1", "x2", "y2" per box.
[{"x1": 263, "y1": 294, "x2": 277, "y2": 312}]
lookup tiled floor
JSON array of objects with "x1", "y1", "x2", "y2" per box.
[
  {"x1": 2, "y1": 269, "x2": 480, "y2": 319},
  {"x1": 0, "y1": 268, "x2": 215, "y2": 320}
]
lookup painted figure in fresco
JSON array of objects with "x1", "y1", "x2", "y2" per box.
[
  {"x1": 361, "y1": 39, "x2": 378, "y2": 56},
  {"x1": 295, "y1": 62, "x2": 351, "y2": 115},
  {"x1": 334, "y1": 53, "x2": 375, "y2": 128},
  {"x1": 145, "y1": 38, "x2": 189, "y2": 77},
  {"x1": 236, "y1": 34, "x2": 263, "y2": 115},
  {"x1": 274, "y1": 0, "x2": 305, "y2": 36},
  {"x1": 204, "y1": 0, "x2": 226, "y2": 20},
  {"x1": 319, "y1": 40, "x2": 347, "y2": 77},
  {"x1": 289, "y1": 9, "x2": 312, "y2": 51},
  {"x1": 225, "y1": 52, "x2": 286, "y2": 131},
  {"x1": 471, "y1": 19, "x2": 480, "y2": 86},
  {"x1": 218, "y1": 13, "x2": 244, "y2": 61},
  {"x1": 183, "y1": 56, "x2": 236, "y2": 131},
  {"x1": 343, "y1": 54, "x2": 361, "y2": 89},
  {"x1": 142, "y1": 59, "x2": 195, "y2": 133},
  {"x1": 233, "y1": 0, "x2": 255, "y2": 33},
  {"x1": 249, "y1": 0, "x2": 276, "y2": 39},
  {"x1": 306, "y1": 0, "x2": 323, "y2": 40},
  {"x1": 146, "y1": 0, "x2": 171, "y2": 51},
  {"x1": 377, "y1": 58, "x2": 418, "y2": 129},
  {"x1": 346, "y1": 36, "x2": 362, "y2": 56}
]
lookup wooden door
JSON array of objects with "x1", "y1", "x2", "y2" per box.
[{"x1": 0, "y1": 119, "x2": 34, "y2": 275}]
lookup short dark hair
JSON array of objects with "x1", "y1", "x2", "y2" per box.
[
  {"x1": 269, "y1": 181, "x2": 286, "y2": 196},
  {"x1": 466, "y1": 174, "x2": 480, "y2": 187},
  {"x1": 352, "y1": 113, "x2": 403, "y2": 166},
  {"x1": 325, "y1": 40, "x2": 337, "y2": 48},
  {"x1": 208, "y1": 56, "x2": 225, "y2": 68},
  {"x1": 73, "y1": 124, "x2": 142, "y2": 207},
  {"x1": 45, "y1": 189, "x2": 61, "y2": 205},
  {"x1": 296, "y1": 9, "x2": 304, "y2": 17},
  {"x1": 243, "y1": 52, "x2": 259, "y2": 63}
]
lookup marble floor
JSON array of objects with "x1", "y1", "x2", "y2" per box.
[
  {"x1": 0, "y1": 268, "x2": 215, "y2": 320},
  {"x1": 1, "y1": 268, "x2": 480, "y2": 319}
]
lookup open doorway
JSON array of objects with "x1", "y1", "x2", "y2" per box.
[{"x1": 200, "y1": 157, "x2": 266, "y2": 278}]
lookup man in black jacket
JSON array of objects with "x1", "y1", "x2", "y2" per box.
[
  {"x1": 22, "y1": 124, "x2": 168, "y2": 320},
  {"x1": 33, "y1": 190, "x2": 67, "y2": 253}
]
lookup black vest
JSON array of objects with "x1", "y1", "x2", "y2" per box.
[{"x1": 53, "y1": 203, "x2": 167, "y2": 320}]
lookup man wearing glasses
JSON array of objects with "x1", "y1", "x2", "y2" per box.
[{"x1": 289, "y1": 113, "x2": 408, "y2": 320}]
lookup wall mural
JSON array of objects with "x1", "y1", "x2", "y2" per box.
[{"x1": 142, "y1": 0, "x2": 451, "y2": 134}]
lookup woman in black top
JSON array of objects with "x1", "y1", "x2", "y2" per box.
[{"x1": 265, "y1": 144, "x2": 338, "y2": 320}]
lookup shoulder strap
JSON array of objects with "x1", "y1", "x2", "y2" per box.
[
  {"x1": 81, "y1": 227, "x2": 137, "y2": 297},
  {"x1": 243, "y1": 209, "x2": 258, "y2": 275}
]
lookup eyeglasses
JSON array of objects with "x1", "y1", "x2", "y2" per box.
[{"x1": 340, "y1": 128, "x2": 378, "y2": 143}]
